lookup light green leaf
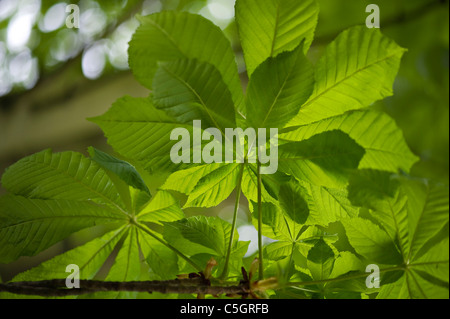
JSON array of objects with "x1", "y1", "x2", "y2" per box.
[
  {"x1": 10, "y1": 227, "x2": 126, "y2": 282},
  {"x1": 330, "y1": 252, "x2": 365, "y2": 279},
  {"x1": 288, "y1": 26, "x2": 406, "y2": 126},
  {"x1": 129, "y1": 11, "x2": 244, "y2": 114},
  {"x1": 347, "y1": 174, "x2": 449, "y2": 298},
  {"x1": 138, "y1": 228, "x2": 179, "y2": 280},
  {"x1": 278, "y1": 130, "x2": 365, "y2": 188},
  {"x1": 163, "y1": 216, "x2": 247, "y2": 277},
  {"x1": 0, "y1": 195, "x2": 126, "y2": 263},
  {"x1": 163, "y1": 216, "x2": 234, "y2": 257},
  {"x1": 298, "y1": 180, "x2": 359, "y2": 226},
  {"x1": 1, "y1": 149, "x2": 123, "y2": 208},
  {"x1": 245, "y1": 44, "x2": 314, "y2": 129},
  {"x1": 162, "y1": 163, "x2": 245, "y2": 209},
  {"x1": 153, "y1": 58, "x2": 236, "y2": 131},
  {"x1": 236, "y1": 0, "x2": 319, "y2": 76},
  {"x1": 136, "y1": 191, "x2": 184, "y2": 225},
  {"x1": 250, "y1": 201, "x2": 295, "y2": 243},
  {"x1": 282, "y1": 109, "x2": 419, "y2": 173},
  {"x1": 184, "y1": 164, "x2": 241, "y2": 208},
  {"x1": 264, "y1": 241, "x2": 294, "y2": 261},
  {"x1": 161, "y1": 163, "x2": 224, "y2": 194},
  {"x1": 98, "y1": 227, "x2": 141, "y2": 299},
  {"x1": 241, "y1": 164, "x2": 279, "y2": 204},
  {"x1": 402, "y1": 179, "x2": 449, "y2": 262},
  {"x1": 341, "y1": 217, "x2": 403, "y2": 265},
  {"x1": 307, "y1": 239, "x2": 335, "y2": 281},
  {"x1": 90, "y1": 96, "x2": 196, "y2": 174}
]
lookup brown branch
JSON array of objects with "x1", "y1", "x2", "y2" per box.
[{"x1": 0, "y1": 278, "x2": 251, "y2": 297}]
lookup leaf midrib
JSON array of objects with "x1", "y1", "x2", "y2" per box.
[
  {"x1": 300, "y1": 49, "x2": 405, "y2": 111},
  {"x1": 21, "y1": 157, "x2": 129, "y2": 217},
  {"x1": 160, "y1": 64, "x2": 227, "y2": 137}
]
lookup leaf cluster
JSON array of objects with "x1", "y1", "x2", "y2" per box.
[{"x1": 0, "y1": 0, "x2": 448, "y2": 299}]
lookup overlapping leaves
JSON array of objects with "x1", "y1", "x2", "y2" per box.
[
  {"x1": 0, "y1": 149, "x2": 240, "y2": 298},
  {"x1": 0, "y1": 0, "x2": 447, "y2": 300}
]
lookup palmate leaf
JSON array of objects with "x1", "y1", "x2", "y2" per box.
[
  {"x1": 0, "y1": 149, "x2": 190, "y2": 298},
  {"x1": 129, "y1": 11, "x2": 244, "y2": 115},
  {"x1": 9, "y1": 227, "x2": 127, "y2": 285},
  {"x1": 287, "y1": 26, "x2": 407, "y2": 126},
  {"x1": 236, "y1": 0, "x2": 319, "y2": 77},
  {"x1": 344, "y1": 171, "x2": 449, "y2": 299},
  {"x1": 0, "y1": 149, "x2": 129, "y2": 263},
  {"x1": 252, "y1": 181, "x2": 349, "y2": 263}
]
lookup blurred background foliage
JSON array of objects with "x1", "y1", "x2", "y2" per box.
[{"x1": 0, "y1": 0, "x2": 448, "y2": 282}]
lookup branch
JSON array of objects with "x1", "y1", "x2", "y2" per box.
[{"x1": 0, "y1": 278, "x2": 250, "y2": 297}]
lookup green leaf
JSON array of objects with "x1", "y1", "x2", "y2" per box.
[
  {"x1": 264, "y1": 241, "x2": 294, "y2": 261},
  {"x1": 298, "y1": 180, "x2": 359, "y2": 226},
  {"x1": 378, "y1": 235, "x2": 449, "y2": 299},
  {"x1": 0, "y1": 195, "x2": 126, "y2": 263},
  {"x1": 241, "y1": 164, "x2": 279, "y2": 204},
  {"x1": 88, "y1": 147, "x2": 150, "y2": 195},
  {"x1": 236, "y1": 0, "x2": 319, "y2": 76},
  {"x1": 341, "y1": 217, "x2": 403, "y2": 265},
  {"x1": 250, "y1": 201, "x2": 295, "y2": 242},
  {"x1": 138, "y1": 228, "x2": 179, "y2": 280},
  {"x1": 278, "y1": 130, "x2": 365, "y2": 188},
  {"x1": 278, "y1": 180, "x2": 310, "y2": 227},
  {"x1": 136, "y1": 191, "x2": 184, "y2": 225},
  {"x1": 163, "y1": 216, "x2": 247, "y2": 277},
  {"x1": 153, "y1": 58, "x2": 236, "y2": 131},
  {"x1": 348, "y1": 170, "x2": 410, "y2": 258},
  {"x1": 347, "y1": 174, "x2": 449, "y2": 298},
  {"x1": 163, "y1": 163, "x2": 242, "y2": 208},
  {"x1": 0, "y1": 149, "x2": 132, "y2": 263},
  {"x1": 163, "y1": 216, "x2": 236, "y2": 257},
  {"x1": 10, "y1": 227, "x2": 126, "y2": 283},
  {"x1": 90, "y1": 96, "x2": 196, "y2": 174},
  {"x1": 282, "y1": 109, "x2": 419, "y2": 173},
  {"x1": 307, "y1": 239, "x2": 335, "y2": 281},
  {"x1": 329, "y1": 252, "x2": 365, "y2": 279},
  {"x1": 401, "y1": 179, "x2": 449, "y2": 262},
  {"x1": 245, "y1": 44, "x2": 314, "y2": 129},
  {"x1": 288, "y1": 26, "x2": 406, "y2": 126},
  {"x1": 99, "y1": 227, "x2": 142, "y2": 299},
  {"x1": 1, "y1": 149, "x2": 123, "y2": 208},
  {"x1": 129, "y1": 11, "x2": 244, "y2": 114},
  {"x1": 348, "y1": 169, "x2": 400, "y2": 211}
]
